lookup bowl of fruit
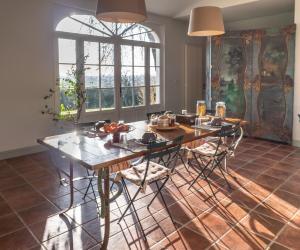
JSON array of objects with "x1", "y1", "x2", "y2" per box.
[{"x1": 100, "y1": 122, "x2": 135, "y2": 143}]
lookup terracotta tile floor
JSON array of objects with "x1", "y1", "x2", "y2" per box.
[{"x1": 0, "y1": 138, "x2": 300, "y2": 249}]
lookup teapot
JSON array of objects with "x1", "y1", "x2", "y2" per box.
[{"x1": 141, "y1": 132, "x2": 157, "y2": 144}]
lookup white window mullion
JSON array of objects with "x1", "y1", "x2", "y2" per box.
[
  {"x1": 76, "y1": 38, "x2": 86, "y2": 116},
  {"x1": 115, "y1": 42, "x2": 121, "y2": 117},
  {"x1": 132, "y1": 45, "x2": 135, "y2": 107},
  {"x1": 98, "y1": 41, "x2": 102, "y2": 111},
  {"x1": 145, "y1": 47, "x2": 150, "y2": 110}
]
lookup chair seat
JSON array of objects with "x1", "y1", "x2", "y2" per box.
[
  {"x1": 191, "y1": 142, "x2": 227, "y2": 156},
  {"x1": 204, "y1": 136, "x2": 219, "y2": 143},
  {"x1": 115, "y1": 161, "x2": 170, "y2": 192}
]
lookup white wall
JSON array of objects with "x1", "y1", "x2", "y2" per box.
[
  {"x1": 225, "y1": 12, "x2": 294, "y2": 31},
  {"x1": 293, "y1": 0, "x2": 300, "y2": 146},
  {"x1": 0, "y1": 0, "x2": 196, "y2": 154}
]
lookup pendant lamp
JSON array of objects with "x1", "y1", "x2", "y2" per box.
[
  {"x1": 188, "y1": 6, "x2": 225, "y2": 36},
  {"x1": 96, "y1": 0, "x2": 147, "y2": 23}
]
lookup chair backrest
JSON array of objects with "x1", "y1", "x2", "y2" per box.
[
  {"x1": 226, "y1": 124, "x2": 243, "y2": 155},
  {"x1": 213, "y1": 123, "x2": 241, "y2": 158},
  {"x1": 140, "y1": 136, "x2": 184, "y2": 185},
  {"x1": 146, "y1": 135, "x2": 183, "y2": 161}
]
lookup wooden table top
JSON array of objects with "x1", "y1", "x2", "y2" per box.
[{"x1": 37, "y1": 120, "x2": 228, "y2": 170}]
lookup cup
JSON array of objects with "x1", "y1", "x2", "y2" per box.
[
  {"x1": 150, "y1": 114, "x2": 158, "y2": 125},
  {"x1": 195, "y1": 117, "x2": 202, "y2": 128},
  {"x1": 121, "y1": 134, "x2": 128, "y2": 145},
  {"x1": 112, "y1": 132, "x2": 121, "y2": 143},
  {"x1": 182, "y1": 110, "x2": 187, "y2": 115},
  {"x1": 168, "y1": 114, "x2": 176, "y2": 127}
]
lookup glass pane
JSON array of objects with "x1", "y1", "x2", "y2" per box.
[
  {"x1": 60, "y1": 89, "x2": 76, "y2": 111},
  {"x1": 150, "y1": 67, "x2": 160, "y2": 86},
  {"x1": 126, "y1": 32, "x2": 159, "y2": 43},
  {"x1": 86, "y1": 88, "x2": 100, "y2": 112},
  {"x1": 101, "y1": 66, "x2": 114, "y2": 88},
  {"x1": 121, "y1": 45, "x2": 132, "y2": 66},
  {"x1": 134, "y1": 67, "x2": 145, "y2": 86},
  {"x1": 85, "y1": 66, "x2": 99, "y2": 89},
  {"x1": 100, "y1": 43, "x2": 114, "y2": 65},
  {"x1": 59, "y1": 64, "x2": 76, "y2": 89},
  {"x1": 122, "y1": 88, "x2": 133, "y2": 107},
  {"x1": 101, "y1": 88, "x2": 115, "y2": 109},
  {"x1": 134, "y1": 46, "x2": 145, "y2": 66},
  {"x1": 116, "y1": 23, "x2": 135, "y2": 36},
  {"x1": 150, "y1": 48, "x2": 160, "y2": 67},
  {"x1": 121, "y1": 67, "x2": 133, "y2": 87},
  {"x1": 58, "y1": 39, "x2": 76, "y2": 64},
  {"x1": 56, "y1": 16, "x2": 109, "y2": 37},
  {"x1": 84, "y1": 41, "x2": 99, "y2": 64},
  {"x1": 150, "y1": 86, "x2": 160, "y2": 105},
  {"x1": 134, "y1": 87, "x2": 145, "y2": 106}
]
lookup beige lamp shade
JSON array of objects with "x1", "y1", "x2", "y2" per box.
[
  {"x1": 188, "y1": 6, "x2": 225, "y2": 36},
  {"x1": 96, "y1": 0, "x2": 147, "y2": 23}
]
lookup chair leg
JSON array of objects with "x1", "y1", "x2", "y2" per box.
[
  {"x1": 153, "y1": 179, "x2": 175, "y2": 224},
  {"x1": 118, "y1": 179, "x2": 140, "y2": 222},
  {"x1": 188, "y1": 156, "x2": 210, "y2": 190},
  {"x1": 206, "y1": 177, "x2": 217, "y2": 198},
  {"x1": 147, "y1": 177, "x2": 169, "y2": 209},
  {"x1": 218, "y1": 164, "x2": 232, "y2": 190},
  {"x1": 83, "y1": 170, "x2": 95, "y2": 200},
  {"x1": 118, "y1": 179, "x2": 146, "y2": 240},
  {"x1": 179, "y1": 153, "x2": 189, "y2": 172},
  {"x1": 224, "y1": 156, "x2": 228, "y2": 173}
]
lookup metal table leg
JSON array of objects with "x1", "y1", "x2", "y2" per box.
[
  {"x1": 59, "y1": 160, "x2": 74, "y2": 215},
  {"x1": 99, "y1": 168, "x2": 110, "y2": 250}
]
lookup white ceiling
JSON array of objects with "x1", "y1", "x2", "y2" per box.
[
  {"x1": 54, "y1": 0, "x2": 294, "y2": 23},
  {"x1": 145, "y1": 0, "x2": 294, "y2": 22}
]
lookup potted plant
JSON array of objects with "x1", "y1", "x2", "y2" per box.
[{"x1": 42, "y1": 56, "x2": 88, "y2": 131}]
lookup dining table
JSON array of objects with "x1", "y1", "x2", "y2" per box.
[{"x1": 37, "y1": 119, "x2": 244, "y2": 249}]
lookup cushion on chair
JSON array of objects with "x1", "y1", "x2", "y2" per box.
[
  {"x1": 115, "y1": 161, "x2": 170, "y2": 193},
  {"x1": 191, "y1": 142, "x2": 227, "y2": 156},
  {"x1": 204, "y1": 136, "x2": 219, "y2": 143}
]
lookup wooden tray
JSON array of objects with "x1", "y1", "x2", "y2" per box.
[{"x1": 149, "y1": 123, "x2": 180, "y2": 131}]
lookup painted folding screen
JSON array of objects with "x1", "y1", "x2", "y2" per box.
[{"x1": 211, "y1": 25, "x2": 296, "y2": 144}]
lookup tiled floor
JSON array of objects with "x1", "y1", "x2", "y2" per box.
[{"x1": 0, "y1": 138, "x2": 299, "y2": 250}]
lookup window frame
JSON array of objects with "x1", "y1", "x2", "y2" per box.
[{"x1": 54, "y1": 21, "x2": 163, "y2": 118}]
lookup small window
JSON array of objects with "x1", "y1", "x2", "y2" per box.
[
  {"x1": 121, "y1": 45, "x2": 146, "y2": 107},
  {"x1": 150, "y1": 48, "x2": 161, "y2": 105},
  {"x1": 58, "y1": 38, "x2": 77, "y2": 112},
  {"x1": 84, "y1": 42, "x2": 115, "y2": 111}
]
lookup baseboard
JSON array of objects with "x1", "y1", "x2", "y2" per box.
[
  {"x1": 0, "y1": 145, "x2": 47, "y2": 160},
  {"x1": 292, "y1": 140, "x2": 300, "y2": 148}
]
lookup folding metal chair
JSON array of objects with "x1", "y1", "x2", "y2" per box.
[
  {"x1": 116, "y1": 136, "x2": 183, "y2": 239},
  {"x1": 187, "y1": 123, "x2": 241, "y2": 196}
]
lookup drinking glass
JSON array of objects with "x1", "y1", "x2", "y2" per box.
[
  {"x1": 168, "y1": 114, "x2": 176, "y2": 126},
  {"x1": 121, "y1": 133, "x2": 128, "y2": 145},
  {"x1": 196, "y1": 100, "x2": 206, "y2": 117},
  {"x1": 215, "y1": 102, "x2": 226, "y2": 119},
  {"x1": 150, "y1": 114, "x2": 158, "y2": 125},
  {"x1": 195, "y1": 117, "x2": 202, "y2": 128}
]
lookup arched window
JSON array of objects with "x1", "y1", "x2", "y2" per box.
[{"x1": 56, "y1": 15, "x2": 161, "y2": 114}]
